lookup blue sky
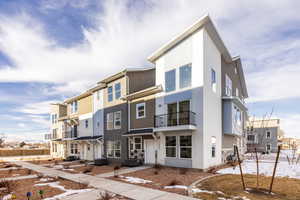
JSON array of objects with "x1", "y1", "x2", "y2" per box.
[{"x1": 0, "y1": 0, "x2": 299, "y2": 141}]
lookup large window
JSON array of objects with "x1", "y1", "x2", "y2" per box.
[
  {"x1": 136, "y1": 103, "x2": 146, "y2": 119},
  {"x1": 179, "y1": 64, "x2": 191, "y2": 89},
  {"x1": 211, "y1": 69, "x2": 216, "y2": 92},
  {"x1": 71, "y1": 143, "x2": 78, "y2": 154},
  {"x1": 167, "y1": 100, "x2": 191, "y2": 126},
  {"x1": 114, "y1": 111, "x2": 121, "y2": 129},
  {"x1": 108, "y1": 86, "x2": 113, "y2": 102},
  {"x1": 106, "y1": 113, "x2": 114, "y2": 130},
  {"x1": 180, "y1": 136, "x2": 192, "y2": 158},
  {"x1": 225, "y1": 74, "x2": 232, "y2": 96},
  {"x1": 51, "y1": 114, "x2": 57, "y2": 124},
  {"x1": 115, "y1": 83, "x2": 121, "y2": 99},
  {"x1": 165, "y1": 69, "x2": 176, "y2": 92},
  {"x1": 107, "y1": 141, "x2": 121, "y2": 158},
  {"x1": 166, "y1": 136, "x2": 177, "y2": 157}
]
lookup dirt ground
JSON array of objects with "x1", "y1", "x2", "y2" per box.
[
  {"x1": 193, "y1": 174, "x2": 300, "y2": 200},
  {"x1": 0, "y1": 177, "x2": 90, "y2": 200},
  {"x1": 61, "y1": 164, "x2": 127, "y2": 175},
  {"x1": 0, "y1": 168, "x2": 38, "y2": 178},
  {"x1": 110, "y1": 166, "x2": 210, "y2": 195}
]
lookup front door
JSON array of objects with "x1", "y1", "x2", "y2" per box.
[{"x1": 144, "y1": 139, "x2": 156, "y2": 164}]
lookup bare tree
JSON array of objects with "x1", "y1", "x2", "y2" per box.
[{"x1": 0, "y1": 133, "x2": 6, "y2": 148}]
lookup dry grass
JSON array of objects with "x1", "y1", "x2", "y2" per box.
[{"x1": 193, "y1": 174, "x2": 300, "y2": 200}]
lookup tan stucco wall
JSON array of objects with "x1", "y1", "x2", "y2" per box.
[
  {"x1": 103, "y1": 76, "x2": 127, "y2": 108},
  {"x1": 78, "y1": 95, "x2": 93, "y2": 115}
]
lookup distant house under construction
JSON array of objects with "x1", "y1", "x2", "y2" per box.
[{"x1": 246, "y1": 119, "x2": 282, "y2": 153}]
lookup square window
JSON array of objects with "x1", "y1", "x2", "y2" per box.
[
  {"x1": 179, "y1": 64, "x2": 192, "y2": 88},
  {"x1": 108, "y1": 86, "x2": 113, "y2": 102},
  {"x1": 165, "y1": 69, "x2": 176, "y2": 92},
  {"x1": 136, "y1": 103, "x2": 146, "y2": 119}
]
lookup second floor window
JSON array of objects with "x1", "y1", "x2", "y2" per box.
[
  {"x1": 85, "y1": 120, "x2": 88, "y2": 128},
  {"x1": 225, "y1": 74, "x2": 232, "y2": 96},
  {"x1": 247, "y1": 134, "x2": 255, "y2": 141},
  {"x1": 266, "y1": 131, "x2": 271, "y2": 139},
  {"x1": 115, "y1": 83, "x2": 121, "y2": 99},
  {"x1": 114, "y1": 111, "x2": 121, "y2": 129},
  {"x1": 108, "y1": 86, "x2": 113, "y2": 102},
  {"x1": 71, "y1": 101, "x2": 78, "y2": 113},
  {"x1": 106, "y1": 111, "x2": 122, "y2": 130},
  {"x1": 136, "y1": 103, "x2": 146, "y2": 119},
  {"x1": 179, "y1": 64, "x2": 191, "y2": 89},
  {"x1": 165, "y1": 69, "x2": 176, "y2": 92}
]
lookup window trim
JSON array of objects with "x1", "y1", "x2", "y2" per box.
[
  {"x1": 107, "y1": 140, "x2": 121, "y2": 158},
  {"x1": 106, "y1": 113, "x2": 114, "y2": 130},
  {"x1": 136, "y1": 103, "x2": 146, "y2": 119}
]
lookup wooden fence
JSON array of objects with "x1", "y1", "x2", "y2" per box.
[{"x1": 0, "y1": 149, "x2": 50, "y2": 157}]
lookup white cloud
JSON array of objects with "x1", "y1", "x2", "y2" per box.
[
  {"x1": 280, "y1": 114, "x2": 300, "y2": 139},
  {"x1": 14, "y1": 101, "x2": 53, "y2": 115},
  {"x1": 17, "y1": 123, "x2": 25, "y2": 128}
]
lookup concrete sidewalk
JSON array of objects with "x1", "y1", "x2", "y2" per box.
[{"x1": 13, "y1": 161, "x2": 197, "y2": 200}]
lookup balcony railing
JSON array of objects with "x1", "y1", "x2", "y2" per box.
[
  {"x1": 154, "y1": 111, "x2": 196, "y2": 128},
  {"x1": 63, "y1": 131, "x2": 77, "y2": 139}
]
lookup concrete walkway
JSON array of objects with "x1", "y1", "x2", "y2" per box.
[
  {"x1": 13, "y1": 161, "x2": 197, "y2": 200},
  {"x1": 2, "y1": 174, "x2": 38, "y2": 181}
]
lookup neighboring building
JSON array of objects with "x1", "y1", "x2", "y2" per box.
[
  {"x1": 100, "y1": 68, "x2": 155, "y2": 163},
  {"x1": 246, "y1": 119, "x2": 281, "y2": 153},
  {"x1": 281, "y1": 137, "x2": 300, "y2": 150},
  {"x1": 47, "y1": 14, "x2": 249, "y2": 170}
]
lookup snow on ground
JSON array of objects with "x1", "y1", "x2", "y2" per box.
[
  {"x1": 119, "y1": 176, "x2": 152, "y2": 184},
  {"x1": 52, "y1": 165, "x2": 64, "y2": 169},
  {"x1": 164, "y1": 185, "x2": 188, "y2": 190},
  {"x1": 218, "y1": 160, "x2": 300, "y2": 179},
  {"x1": 34, "y1": 181, "x2": 93, "y2": 200},
  {"x1": 2, "y1": 194, "x2": 12, "y2": 200},
  {"x1": 192, "y1": 188, "x2": 214, "y2": 194}
]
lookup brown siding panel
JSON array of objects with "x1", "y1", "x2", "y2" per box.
[
  {"x1": 130, "y1": 98, "x2": 155, "y2": 129},
  {"x1": 127, "y1": 69, "x2": 155, "y2": 94}
]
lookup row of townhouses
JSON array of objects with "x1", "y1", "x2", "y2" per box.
[{"x1": 46, "y1": 15, "x2": 249, "y2": 170}]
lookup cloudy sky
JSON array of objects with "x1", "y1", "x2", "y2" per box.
[{"x1": 0, "y1": 0, "x2": 299, "y2": 141}]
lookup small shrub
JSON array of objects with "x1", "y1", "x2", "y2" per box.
[
  {"x1": 0, "y1": 179, "x2": 16, "y2": 193},
  {"x1": 179, "y1": 168, "x2": 187, "y2": 175},
  {"x1": 153, "y1": 164, "x2": 162, "y2": 169},
  {"x1": 83, "y1": 166, "x2": 94, "y2": 174},
  {"x1": 27, "y1": 169, "x2": 32, "y2": 175},
  {"x1": 154, "y1": 170, "x2": 159, "y2": 175},
  {"x1": 113, "y1": 165, "x2": 120, "y2": 177},
  {"x1": 168, "y1": 179, "x2": 182, "y2": 186},
  {"x1": 97, "y1": 191, "x2": 115, "y2": 200},
  {"x1": 37, "y1": 173, "x2": 44, "y2": 178}
]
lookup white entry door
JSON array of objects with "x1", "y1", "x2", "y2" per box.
[
  {"x1": 144, "y1": 139, "x2": 156, "y2": 164},
  {"x1": 95, "y1": 143, "x2": 102, "y2": 159}
]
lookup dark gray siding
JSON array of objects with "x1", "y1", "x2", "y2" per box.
[
  {"x1": 104, "y1": 103, "x2": 128, "y2": 163},
  {"x1": 127, "y1": 69, "x2": 155, "y2": 94}
]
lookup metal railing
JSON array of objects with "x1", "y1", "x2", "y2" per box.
[
  {"x1": 63, "y1": 131, "x2": 77, "y2": 139},
  {"x1": 154, "y1": 111, "x2": 196, "y2": 128}
]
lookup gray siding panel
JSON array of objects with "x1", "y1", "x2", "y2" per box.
[
  {"x1": 165, "y1": 158, "x2": 192, "y2": 168},
  {"x1": 104, "y1": 103, "x2": 128, "y2": 163}
]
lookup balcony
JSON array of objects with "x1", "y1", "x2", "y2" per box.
[
  {"x1": 63, "y1": 131, "x2": 77, "y2": 139},
  {"x1": 154, "y1": 111, "x2": 196, "y2": 132}
]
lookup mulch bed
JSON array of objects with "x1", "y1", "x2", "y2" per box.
[
  {"x1": 110, "y1": 166, "x2": 210, "y2": 195},
  {"x1": 29, "y1": 159, "x2": 64, "y2": 165},
  {"x1": 0, "y1": 177, "x2": 90, "y2": 200},
  {"x1": 193, "y1": 174, "x2": 300, "y2": 200},
  {"x1": 0, "y1": 168, "x2": 38, "y2": 178}
]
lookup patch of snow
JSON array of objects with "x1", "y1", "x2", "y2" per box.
[
  {"x1": 121, "y1": 176, "x2": 152, "y2": 184},
  {"x1": 69, "y1": 164, "x2": 85, "y2": 168},
  {"x1": 62, "y1": 168, "x2": 75, "y2": 171},
  {"x1": 34, "y1": 181, "x2": 93, "y2": 200},
  {"x1": 192, "y1": 188, "x2": 214, "y2": 194},
  {"x1": 36, "y1": 178, "x2": 54, "y2": 182},
  {"x1": 218, "y1": 160, "x2": 300, "y2": 179},
  {"x1": 164, "y1": 185, "x2": 188, "y2": 190},
  {"x1": 2, "y1": 194, "x2": 12, "y2": 200},
  {"x1": 52, "y1": 165, "x2": 64, "y2": 169}
]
